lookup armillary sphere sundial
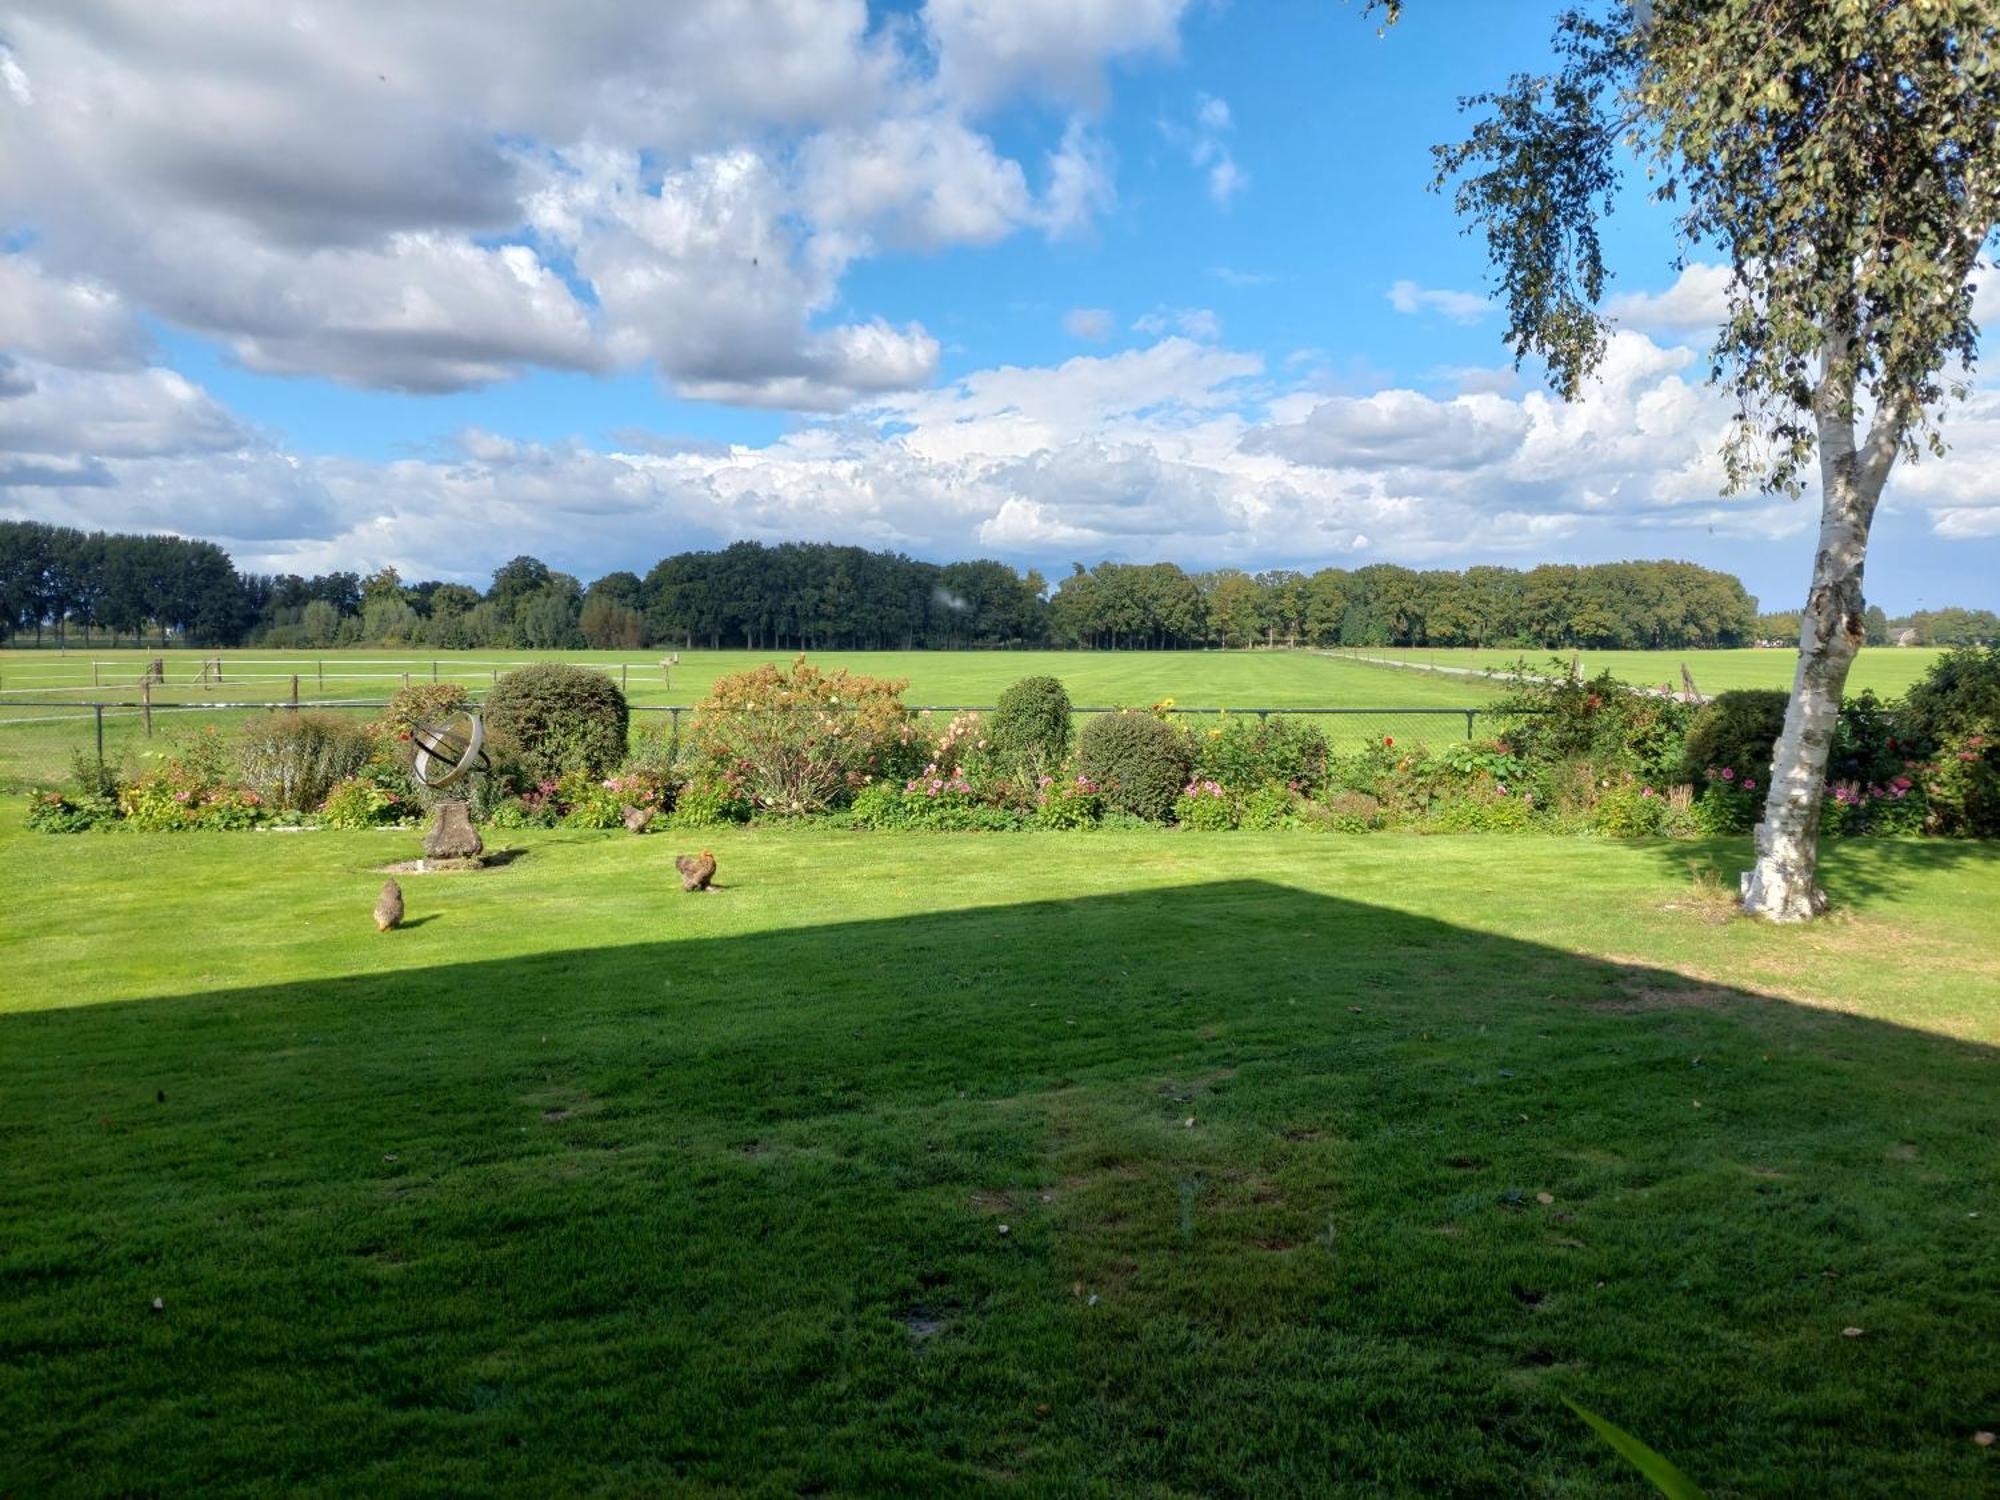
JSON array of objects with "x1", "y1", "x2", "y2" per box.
[{"x1": 410, "y1": 710, "x2": 489, "y2": 790}]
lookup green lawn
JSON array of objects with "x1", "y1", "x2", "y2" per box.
[
  {"x1": 2, "y1": 820, "x2": 1995, "y2": 1495},
  {"x1": 1329, "y1": 644, "x2": 1950, "y2": 699}
]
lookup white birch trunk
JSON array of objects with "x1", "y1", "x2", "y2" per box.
[{"x1": 1741, "y1": 337, "x2": 1902, "y2": 922}]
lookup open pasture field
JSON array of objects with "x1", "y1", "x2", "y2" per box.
[
  {"x1": 0, "y1": 649, "x2": 1495, "y2": 790},
  {"x1": 0, "y1": 646, "x2": 1498, "y2": 710},
  {"x1": 1, "y1": 821, "x2": 1996, "y2": 1495},
  {"x1": 1332, "y1": 644, "x2": 1952, "y2": 700}
]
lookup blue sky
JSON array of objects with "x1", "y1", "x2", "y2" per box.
[{"x1": 0, "y1": 0, "x2": 1993, "y2": 611}]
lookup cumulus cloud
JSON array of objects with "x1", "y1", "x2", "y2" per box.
[
  {"x1": 925, "y1": 0, "x2": 1191, "y2": 109},
  {"x1": 1604, "y1": 262, "x2": 1732, "y2": 335},
  {"x1": 1387, "y1": 280, "x2": 1492, "y2": 323},
  {"x1": 0, "y1": 0, "x2": 1155, "y2": 407}
]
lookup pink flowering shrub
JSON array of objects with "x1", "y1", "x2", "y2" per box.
[
  {"x1": 1034, "y1": 773, "x2": 1102, "y2": 829},
  {"x1": 690, "y1": 656, "x2": 917, "y2": 815},
  {"x1": 1174, "y1": 778, "x2": 1238, "y2": 830}
]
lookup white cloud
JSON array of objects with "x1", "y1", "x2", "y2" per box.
[
  {"x1": 925, "y1": 0, "x2": 1191, "y2": 108},
  {"x1": 1387, "y1": 280, "x2": 1492, "y2": 324},
  {"x1": 1064, "y1": 308, "x2": 1117, "y2": 341},
  {"x1": 1133, "y1": 307, "x2": 1222, "y2": 341},
  {"x1": 1164, "y1": 91, "x2": 1247, "y2": 207},
  {"x1": 0, "y1": 257, "x2": 149, "y2": 370},
  {"x1": 0, "y1": 0, "x2": 1163, "y2": 406},
  {"x1": 1604, "y1": 262, "x2": 1732, "y2": 335}
]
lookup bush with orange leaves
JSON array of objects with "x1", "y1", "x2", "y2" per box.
[{"x1": 688, "y1": 655, "x2": 923, "y2": 815}]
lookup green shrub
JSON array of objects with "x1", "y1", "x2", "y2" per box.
[
  {"x1": 1421, "y1": 784, "x2": 1529, "y2": 832},
  {"x1": 1034, "y1": 773, "x2": 1103, "y2": 830},
  {"x1": 556, "y1": 769, "x2": 627, "y2": 829},
  {"x1": 24, "y1": 788, "x2": 118, "y2": 833},
  {"x1": 1898, "y1": 644, "x2": 2000, "y2": 750},
  {"x1": 848, "y1": 779, "x2": 910, "y2": 829},
  {"x1": 989, "y1": 676, "x2": 1072, "y2": 775},
  {"x1": 120, "y1": 777, "x2": 267, "y2": 831},
  {"x1": 319, "y1": 777, "x2": 407, "y2": 828},
  {"x1": 1239, "y1": 782, "x2": 1296, "y2": 830},
  {"x1": 1591, "y1": 778, "x2": 1670, "y2": 837},
  {"x1": 1187, "y1": 714, "x2": 1329, "y2": 795},
  {"x1": 485, "y1": 797, "x2": 534, "y2": 830},
  {"x1": 670, "y1": 770, "x2": 752, "y2": 828},
  {"x1": 1493, "y1": 662, "x2": 1694, "y2": 783},
  {"x1": 118, "y1": 727, "x2": 267, "y2": 831},
  {"x1": 1299, "y1": 789, "x2": 1383, "y2": 832},
  {"x1": 1174, "y1": 778, "x2": 1238, "y2": 829},
  {"x1": 70, "y1": 750, "x2": 123, "y2": 803},
  {"x1": 1078, "y1": 711, "x2": 1193, "y2": 822},
  {"x1": 483, "y1": 664, "x2": 630, "y2": 783},
  {"x1": 1682, "y1": 689, "x2": 1788, "y2": 785},
  {"x1": 238, "y1": 710, "x2": 373, "y2": 811}
]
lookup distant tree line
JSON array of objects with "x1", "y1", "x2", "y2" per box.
[
  {"x1": 1755, "y1": 604, "x2": 1998, "y2": 648},
  {"x1": 1, "y1": 518, "x2": 1986, "y2": 653}
]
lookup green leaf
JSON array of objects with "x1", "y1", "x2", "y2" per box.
[{"x1": 1563, "y1": 1399, "x2": 1709, "y2": 1500}]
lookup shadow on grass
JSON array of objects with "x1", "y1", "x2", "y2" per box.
[
  {"x1": 1647, "y1": 832, "x2": 1999, "y2": 908},
  {"x1": 2, "y1": 882, "x2": 1995, "y2": 1497}
]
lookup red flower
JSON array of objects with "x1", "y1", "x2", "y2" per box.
[{"x1": 1383, "y1": 736, "x2": 1394, "y2": 748}]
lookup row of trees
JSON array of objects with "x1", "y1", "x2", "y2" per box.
[
  {"x1": 2, "y1": 519, "x2": 1986, "y2": 653},
  {"x1": 1050, "y1": 558, "x2": 1762, "y2": 650},
  {"x1": 0, "y1": 522, "x2": 247, "y2": 645}
]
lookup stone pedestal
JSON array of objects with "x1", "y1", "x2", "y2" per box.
[{"x1": 424, "y1": 800, "x2": 483, "y2": 861}]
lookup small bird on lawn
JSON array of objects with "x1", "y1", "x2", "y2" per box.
[
  {"x1": 622, "y1": 805, "x2": 654, "y2": 834},
  {"x1": 374, "y1": 879, "x2": 404, "y2": 932},
  {"x1": 675, "y1": 849, "x2": 717, "y2": 892}
]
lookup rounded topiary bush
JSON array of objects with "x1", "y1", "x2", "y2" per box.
[
  {"x1": 1078, "y1": 711, "x2": 1192, "y2": 822},
  {"x1": 989, "y1": 675, "x2": 1072, "y2": 773},
  {"x1": 1682, "y1": 689, "x2": 1789, "y2": 783},
  {"x1": 482, "y1": 663, "x2": 629, "y2": 783}
]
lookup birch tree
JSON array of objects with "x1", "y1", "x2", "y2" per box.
[{"x1": 1424, "y1": 0, "x2": 2000, "y2": 919}]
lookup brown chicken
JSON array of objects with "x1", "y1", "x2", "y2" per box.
[
  {"x1": 622, "y1": 805, "x2": 655, "y2": 834},
  {"x1": 675, "y1": 850, "x2": 717, "y2": 892},
  {"x1": 373, "y1": 879, "x2": 404, "y2": 931}
]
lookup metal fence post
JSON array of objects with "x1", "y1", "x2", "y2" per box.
[
  {"x1": 142, "y1": 680, "x2": 153, "y2": 738},
  {"x1": 432, "y1": 660, "x2": 438, "y2": 682},
  {"x1": 291, "y1": 674, "x2": 300, "y2": 708},
  {"x1": 669, "y1": 707, "x2": 681, "y2": 758},
  {"x1": 1466, "y1": 710, "x2": 1476, "y2": 741},
  {"x1": 95, "y1": 704, "x2": 105, "y2": 765}
]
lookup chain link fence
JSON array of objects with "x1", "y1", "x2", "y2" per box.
[{"x1": 0, "y1": 698, "x2": 1517, "y2": 791}]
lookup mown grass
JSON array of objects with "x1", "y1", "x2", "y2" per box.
[
  {"x1": 0, "y1": 648, "x2": 1495, "y2": 791},
  {"x1": 2, "y1": 820, "x2": 1995, "y2": 1496},
  {"x1": 1330, "y1": 644, "x2": 1949, "y2": 700},
  {"x1": 0, "y1": 646, "x2": 1495, "y2": 709}
]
